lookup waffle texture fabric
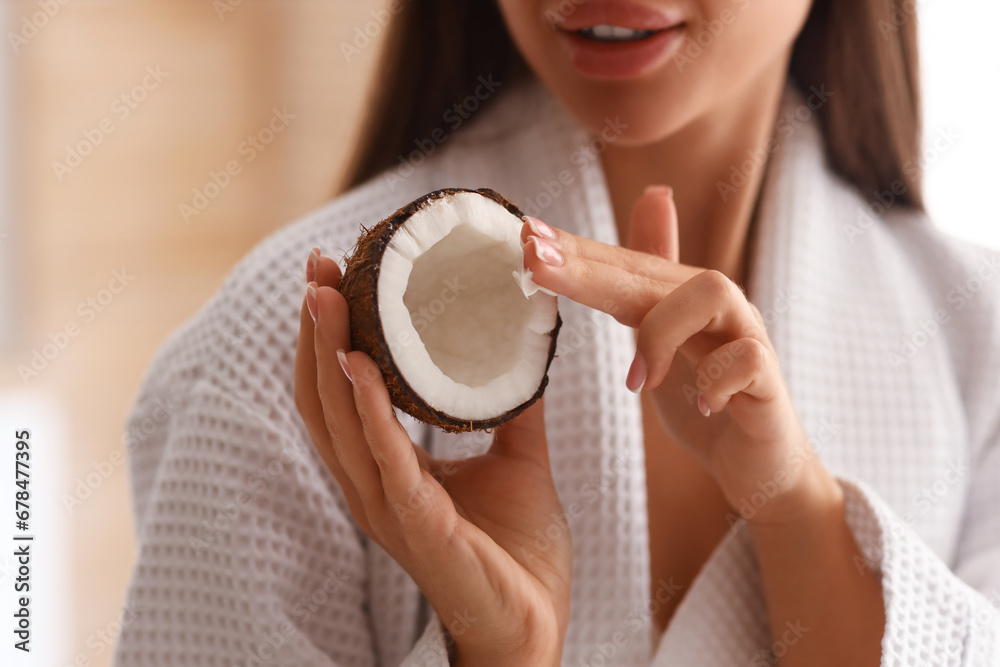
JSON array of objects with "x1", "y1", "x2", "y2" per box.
[{"x1": 115, "y1": 80, "x2": 1000, "y2": 666}]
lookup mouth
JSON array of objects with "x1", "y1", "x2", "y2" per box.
[
  {"x1": 575, "y1": 24, "x2": 662, "y2": 43},
  {"x1": 550, "y1": 2, "x2": 687, "y2": 80}
]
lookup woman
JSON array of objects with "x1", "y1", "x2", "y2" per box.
[{"x1": 116, "y1": 1, "x2": 1000, "y2": 665}]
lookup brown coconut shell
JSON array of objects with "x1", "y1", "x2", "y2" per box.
[{"x1": 338, "y1": 187, "x2": 561, "y2": 433}]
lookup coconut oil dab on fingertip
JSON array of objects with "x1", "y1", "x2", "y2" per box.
[{"x1": 514, "y1": 236, "x2": 559, "y2": 298}]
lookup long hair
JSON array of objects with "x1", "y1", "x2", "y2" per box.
[{"x1": 342, "y1": 0, "x2": 922, "y2": 209}]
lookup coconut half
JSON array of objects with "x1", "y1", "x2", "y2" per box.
[{"x1": 339, "y1": 188, "x2": 561, "y2": 433}]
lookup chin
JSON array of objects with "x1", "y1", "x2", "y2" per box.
[{"x1": 542, "y1": 76, "x2": 711, "y2": 148}]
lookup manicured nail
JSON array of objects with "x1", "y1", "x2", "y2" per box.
[
  {"x1": 336, "y1": 349, "x2": 353, "y2": 383},
  {"x1": 698, "y1": 393, "x2": 711, "y2": 417},
  {"x1": 306, "y1": 248, "x2": 320, "y2": 283},
  {"x1": 525, "y1": 216, "x2": 556, "y2": 239},
  {"x1": 531, "y1": 237, "x2": 564, "y2": 267},
  {"x1": 626, "y1": 352, "x2": 647, "y2": 393},
  {"x1": 306, "y1": 282, "x2": 318, "y2": 323}
]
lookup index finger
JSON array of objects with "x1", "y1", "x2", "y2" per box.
[
  {"x1": 523, "y1": 235, "x2": 676, "y2": 327},
  {"x1": 520, "y1": 218, "x2": 700, "y2": 285}
]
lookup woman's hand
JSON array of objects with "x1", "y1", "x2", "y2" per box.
[
  {"x1": 294, "y1": 251, "x2": 571, "y2": 667},
  {"x1": 522, "y1": 187, "x2": 841, "y2": 526}
]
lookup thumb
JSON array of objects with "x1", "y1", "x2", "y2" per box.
[
  {"x1": 627, "y1": 185, "x2": 679, "y2": 262},
  {"x1": 489, "y1": 399, "x2": 549, "y2": 466}
]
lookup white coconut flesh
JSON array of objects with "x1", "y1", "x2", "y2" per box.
[{"x1": 376, "y1": 191, "x2": 559, "y2": 421}]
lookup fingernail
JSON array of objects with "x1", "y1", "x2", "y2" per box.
[
  {"x1": 644, "y1": 184, "x2": 669, "y2": 196},
  {"x1": 698, "y1": 393, "x2": 711, "y2": 417},
  {"x1": 306, "y1": 282, "x2": 318, "y2": 323},
  {"x1": 336, "y1": 349, "x2": 353, "y2": 383},
  {"x1": 306, "y1": 248, "x2": 320, "y2": 283},
  {"x1": 626, "y1": 352, "x2": 647, "y2": 393},
  {"x1": 525, "y1": 216, "x2": 556, "y2": 239},
  {"x1": 531, "y1": 237, "x2": 564, "y2": 267}
]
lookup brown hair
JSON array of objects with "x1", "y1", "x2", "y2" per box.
[{"x1": 343, "y1": 0, "x2": 922, "y2": 209}]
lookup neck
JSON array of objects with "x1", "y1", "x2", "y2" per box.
[{"x1": 601, "y1": 63, "x2": 789, "y2": 283}]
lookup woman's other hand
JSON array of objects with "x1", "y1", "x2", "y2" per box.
[{"x1": 522, "y1": 189, "x2": 841, "y2": 527}]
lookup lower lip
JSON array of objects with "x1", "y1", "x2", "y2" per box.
[{"x1": 558, "y1": 26, "x2": 685, "y2": 80}]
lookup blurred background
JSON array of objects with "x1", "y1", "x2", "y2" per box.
[{"x1": 0, "y1": 1, "x2": 996, "y2": 665}]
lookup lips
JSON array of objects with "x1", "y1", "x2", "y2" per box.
[
  {"x1": 552, "y1": 0, "x2": 682, "y2": 31},
  {"x1": 550, "y1": 1, "x2": 686, "y2": 80}
]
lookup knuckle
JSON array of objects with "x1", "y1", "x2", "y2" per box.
[
  {"x1": 566, "y1": 230, "x2": 584, "y2": 257},
  {"x1": 574, "y1": 254, "x2": 597, "y2": 287},
  {"x1": 697, "y1": 346, "x2": 732, "y2": 388},
  {"x1": 639, "y1": 275, "x2": 664, "y2": 307},
  {"x1": 601, "y1": 296, "x2": 622, "y2": 319},
  {"x1": 370, "y1": 442, "x2": 393, "y2": 471},
  {"x1": 740, "y1": 337, "x2": 770, "y2": 371},
  {"x1": 699, "y1": 268, "x2": 729, "y2": 291},
  {"x1": 633, "y1": 254, "x2": 655, "y2": 281},
  {"x1": 697, "y1": 269, "x2": 740, "y2": 304},
  {"x1": 397, "y1": 481, "x2": 433, "y2": 518},
  {"x1": 567, "y1": 260, "x2": 598, "y2": 305}
]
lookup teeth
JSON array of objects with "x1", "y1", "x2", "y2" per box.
[{"x1": 579, "y1": 24, "x2": 656, "y2": 42}]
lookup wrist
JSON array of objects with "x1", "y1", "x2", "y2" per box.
[
  {"x1": 449, "y1": 611, "x2": 563, "y2": 667},
  {"x1": 452, "y1": 642, "x2": 561, "y2": 667},
  {"x1": 746, "y1": 458, "x2": 844, "y2": 533}
]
